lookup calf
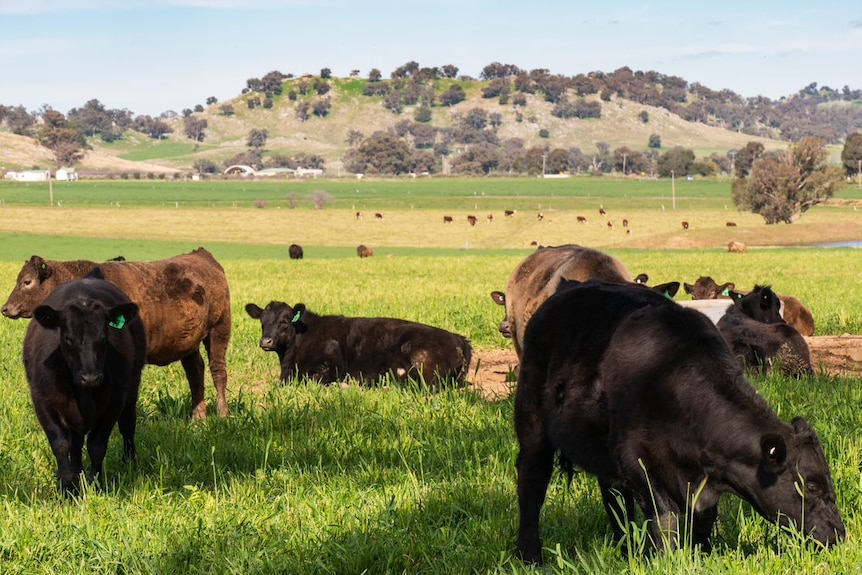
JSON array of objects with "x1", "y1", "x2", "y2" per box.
[
  {"x1": 245, "y1": 301, "x2": 472, "y2": 387},
  {"x1": 23, "y1": 270, "x2": 146, "y2": 495},
  {"x1": 728, "y1": 240, "x2": 747, "y2": 253},
  {"x1": 717, "y1": 286, "x2": 813, "y2": 377},
  {"x1": 288, "y1": 244, "x2": 304, "y2": 260},
  {"x1": 356, "y1": 244, "x2": 373, "y2": 258},
  {"x1": 515, "y1": 280, "x2": 843, "y2": 563}
]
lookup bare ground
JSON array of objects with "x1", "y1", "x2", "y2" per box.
[{"x1": 469, "y1": 336, "x2": 862, "y2": 400}]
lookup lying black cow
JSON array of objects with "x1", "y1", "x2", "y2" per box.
[
  {"x1": 23, "y1": 269, "x2": 146, "y2": 495},
  {"x1": 515, "y1": 280, "x2": 842, "y2": 563},
  {"x1": 718, "y1": 286, "x2": 813, "y2": 377},
  {"x1": 245, "y1": 301, "x2": 472, "y2": 387}
]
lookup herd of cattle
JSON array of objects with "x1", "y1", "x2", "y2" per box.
[{"x1": 0, "y1": 244, "x2": 845, "y2": 559}]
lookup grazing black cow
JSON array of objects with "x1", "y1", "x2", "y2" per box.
[
  {"x1": 23, "y1": 270, "x2": 146, "y2": 495},
  {"x1": 514, "y1": 280, "x2": 843, "y2": 564},
  {"x1": 245, "y1": 301, "x2": 472, "y2": 387},
  {"x1": 717, "y1": 286, "x2": 813, "y2": 377},
  {"x1": 288, "y1": 244, "x2": 304, "y2": 260}
]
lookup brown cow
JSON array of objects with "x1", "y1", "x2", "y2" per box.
[
  {"x1": 467, "y1": 215, "x2": 478, "y2": 226},
  {"x1": 443, "y1": 215, "x2": 453, "y2": 223},
  {"x1": 3, "y1": 248, "x2": 231, "y2": 419},
  {"x1": 489, "y1": 244, "x2": 632, "y2": 358},
  {"x1": 357, "y1": 244, "x2": 374, "y2": 258},
  {"x1": 683, "y1": 276, "x2": 815, "y2": 336},
  {"x1": 576, "y1": 216, "x2": 587, "y2": 224},
  {"x1": 504, "y1": 210, "x2": 516, "y2": 217},
  {"x1": 728, "y1": 240, "x2": 747, "y2": 253},
  {"x1": 682, "y1": 221, "x2": 690, "y2": 230}
]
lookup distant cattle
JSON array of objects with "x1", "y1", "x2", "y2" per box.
[
  {"x1": 374, "y1": 212, "x2": 383, "y2": 220},
  {"x1": 599, "y1": 206, "x2": 606, "y2": 216},
  {"x1": 514, "y1": 280, "x2": 843, "y2": 563},
  {"x1": 683, "y1": 276, "x2": 814, "y2": 335},
  {"x1": 726, "y1": 221, "x2": 738, "y2": 227},
  {"x1": 443, "y1": 215, "x2": 453, "y2": 223},
  {"x1": 504, "y1": 210, "x2": 516, "y2": 217},
  {"x1": 288, "y1": 244, "x2": 304, "y2": 260},
  {"x1": 467, "y1": 215, "x2": 478, "y2": 226},
  {"x1": 606, "y1": 221, "x2": 614, "y2": 230},
  {"x1": 486, "y1": 214, "x2": 494, "y2": 223},
  {"x1": 355, "y1": 211, "x2": 363, "y2": 220},
  {"x1": 622, "y1": 218, "x2": 629, "y2": 228},
  {"x1": 245, "y1": 301, "x2": 472, "y2": 387},
  {"x1": 488, "y1": 244, "x2": 678, "y2": 358},
  {"x1": 717, "y1": 286, "x2": 813, "y2": 377},
  {"x1": 3, "y1": 248, "x2": 232, "y2": 419},
  {"x1": 23, "y1": 270, "x2": 147, "y2": 495},
  {"x1": 537, "y1": 212, "x2": 544, "y2": 221},
  {"x1": 356, "y1": 244, "x2": 374, "y2": 258},
  {"x1": 576, "y1": 216, "x2": 587, "y2": 224},
  {"x1": 728, "y1": 240, "x2": 747, "y2": 253},
  {"x1": 682, "y1": 221, "x2": 690, "y2": 230}
]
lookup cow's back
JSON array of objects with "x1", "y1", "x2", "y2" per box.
[
  {"x1": 505, "y1": 245, "x2": 632, "y2": 356},
  {"x1": 93, "y1": 248, "x2": 230, "y2": 365}
]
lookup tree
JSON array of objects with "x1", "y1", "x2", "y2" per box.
[
  {"x1": 840, "y1": 132, "x2": 862, "y2": 177},
  {"x1": 183, "y1": 116, "x2": 207, "y2": 142},
  {"x1": 733, "y1": 141, "x2": 765, "y2": 178},
  {"x1": 320, "y1": 68, "x2": 332, "y2": 79},
  {"x1": 439, "y1": 85, "x2": 466, "y2": 107},
  {"x1": 36, "y1": 110, "x2": 89, "y2": 166},
  {"x1": 368, "y1": 68, "x2": 382, "y2": 82},
  {"x1": 648, "y1": 133, "x2": 661, "y2": 148},
  {"x1": 312, "y1": 97, "x2": 332, "y2": 117},
  {"x1": 656, "y1": 146, "x2": 696, "y2": 177},
  {"x1": 247, "y1": 128, "x2": 268, "y2": 149},
  {"x1": 6, "y1": 105, "x2": 36, "y2": 135},
  {"x1": 206, "y1": 96, "x2": 218, "y2": 105},
  {"x1": 732, "y1": 137, "x2": 845, "y2": 224}
]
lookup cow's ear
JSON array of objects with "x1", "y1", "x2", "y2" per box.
[
  {"x1": 291, "y1": 304, "x2": 308, "y2": 333},
  {"x1": 108, "y1": 302, "x2": 139, "y2": 330},
  {"x1": 683, "y1": 282, "x2": 694, "y2": 295},
  {"x1": 634, "y1": 273, "x2": 649, "y2": 284},
  {"x1": 651, "y1": 281, "x2": 680, "y2": 299},
  {"x1": 31, "y1": 256, "x2": 52, "y2": 282},
  {"x1": 719, "y1": 282, "x2": 736, "y2": 297},
  {"x1": 760, "y1": 434, "x2": 788, "y2": 474},
  {"x1": 33, "y1": 305, "x2": 61, "y2": 329},
  {"x1": 728, "y1": 290, "x2": 745, "y2": 301},
  {"x1": 245, "y1": 303, "x2": 263, "y2": 319},
  {"x1": 490, "y1": 291, "x2": 506, "y2": 306}
]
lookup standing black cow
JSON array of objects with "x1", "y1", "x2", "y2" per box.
[
  {"x1": 718, "y1": 286, "x2": 813, "y2": 377},
  {"x1": 245, "y1": 301, "x2": 472, "y2": 387},
  {"x1": 23, "y1": 270, "x2": 147, "y2": 495},
  {"x1": 288, "y1": 244, "x2": 304, "y2": 260},
  {"x1": 515, "y1": 280, "x2": 843, "y2": 563}
]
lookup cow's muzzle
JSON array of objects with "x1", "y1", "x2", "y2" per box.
[
  {"x1": 79, "y1": 373, "x2": 104, "y2": 388},
  {"x1": 259, "y1": 337, "x2": 276, "y2": 351},
  {"x1": 498, "y1": 321, "x2": 512, "y2": 339}
]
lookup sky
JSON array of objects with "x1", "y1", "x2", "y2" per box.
[{"x1": 1, "y1": 0, "x2": 861, "y2": 117}]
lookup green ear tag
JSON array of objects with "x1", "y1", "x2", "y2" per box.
[
  {"x1": 109, "y1": 315, "x2": 126, "y2": 330},
  {"x1": 291, "y1": 311, "x2": 302, "y2": 323},
  {"x1": 721, "y1": 288, "x2": 730, "y2": 297}
]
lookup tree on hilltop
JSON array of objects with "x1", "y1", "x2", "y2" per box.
[{"x1": 36, "y1": 110, "x2": 89, "y2": 166}]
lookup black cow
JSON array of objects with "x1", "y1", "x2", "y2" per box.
[
  {"x1": 245, "y1": 301, "x2": 472, "y2": 387},
  {"x1": 288, "y1": 244, "x2": 304, "y2": 260},
  {"x1": 515, "y1": 280, "x2": 842, "y2": 563},
  {"x1": 23, "y1": 270, "x2": 146, "y2": 495},
  {"x1": 717, "y1": 286, "x2": 813, "y2": 377}
]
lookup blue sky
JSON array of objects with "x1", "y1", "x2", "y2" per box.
[{"x1": 1, "y1": 1, "x2": 861, "y2": 117}]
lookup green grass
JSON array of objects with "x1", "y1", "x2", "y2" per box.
[{"x1": 0, "y1": 181, "x2": 860, "y2": 573}]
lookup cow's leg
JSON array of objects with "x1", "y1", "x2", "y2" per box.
[
  {"x1": 117, "y1": 396, "x2": 138, "y2": 462},
  {"x1": 51, "y1": 430, "x2": 83, "y2": 495},
  {"x1": 203, "y1": 322, "x2": 230, "y2": 416},
  {"x1": 691, "y1": 504, "x2": 718, "y2": 552},
  {"x1": 84, "y1": 421, "x2": 114, "y2": 487},
  {"x1": 600, "y1": 479, "x2": 636, "y2": 543},
  {"x1": 181, "y1": 350, "x2": 207, "y2": 419}
]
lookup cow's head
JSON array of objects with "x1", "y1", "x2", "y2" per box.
[
  {"x1": 683, "y1": 276, "x2": 735, "y2": 300},
  {"x1": 748, "y1": 417, "x2": 844, "y2": 546},
  {"x1": 2, "y1": 256, "x2": 58, "y2": 319},
  {"x1": 33, "y1": 298, "x2": 139, "y2": 388},
  {"x1": 489, "y1": 291, "x2": 512, "y2": 338},
  {"x1": 245, "y1": 301, "x2": 308, "y2": 352},
  {"x1": 734, "y1": 285, "x2": 783, "y2": 324}
]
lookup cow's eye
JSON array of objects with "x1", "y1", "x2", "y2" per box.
[
  {"x1": 806, "y1": 481, "x2": 822, "y2": 495},
  {"x1": 22, "y1": 279, "x2": 32, "y2": 288}
]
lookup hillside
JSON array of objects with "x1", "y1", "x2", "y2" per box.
[{"x1": 0, "y1": 76, "x2": 832, "y2": 174}]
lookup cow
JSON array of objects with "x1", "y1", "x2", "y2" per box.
[
  {"x1": 355, "y1": 211, "x2": 363, "y2": 220},
  {"x1": 443, "y1": 215, "x2": 453, "y2": 223},
  {"x1": 374, "y1": 212, "x2": 383, "y2": 220},
  {"x1": 726, "y1": 221, "x2": 738, "y2": 227},
  {"x1": 683, "y1": 276, "x2": 815, "y2": 336},
  {"x1": 576, "y1": 216, "x2": 588, "y2": 224},
  {"x1": 486, "y1": 214, "x2": 494, "y2": 223},
  {"x1": 717, "y1": 286, "x2": 813, "y2": 377},
  {"x1": 622, "y1": 218, "x2": 629, "y2": 228},
  {"x1": 288, "y1": 244, "x2": 304, "y2": 260},
  {"x1": 514, "y1": 280, "x2": 844, "y2": 564},
  {"x1": 23, "y1": 270, "x2": 147, "y2": 495},
  {"x1": 537, "y1": 212, "x2": 544, "y2": 221},
  {"x1": 682, "y1": 221, "x2": 690, "y2": 230},
  {"x1": 356, "y1": 244, "x2": 373, "y2": 258},
  {"x1": 607, "y1": 220, "x2": 614, "y2": 230},
  {"x1": 467, "y1": 215, "x2": 478, "y2": 226},
  {"x1": 245, "y1": 301, "x2": 472, "y2": 388},
  {"x1": 728, "y1": 240, "x2": 747, "y2": 253},
  {"x1": 3, "y1": 248, "x2": 231, "y2": 419},
  {"x1": 488, "y1": 244, "x2": 679, "y2": 358},
  {"x1": 599, "y1": 206, "x2": 606, "y2": 216},
  {"x1": 504, "y1": 210, "x2": 516, "y2": 217}
]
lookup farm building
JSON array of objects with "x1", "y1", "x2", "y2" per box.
[{"x1": 4, "y1": 170, "x2": 50, "y2": 182}]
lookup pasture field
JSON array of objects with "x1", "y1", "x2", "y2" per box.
[{"x1": 0, "y1": 178, "x2": 860, "y2": 573}]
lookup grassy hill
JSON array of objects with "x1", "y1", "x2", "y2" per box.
[{"x1": 0, "y1": 77, "x2": 797, "y2": 174}]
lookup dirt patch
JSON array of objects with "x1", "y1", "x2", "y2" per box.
[{"x1": 469, "y1": 336, "x2": 862, "y2": 399}]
